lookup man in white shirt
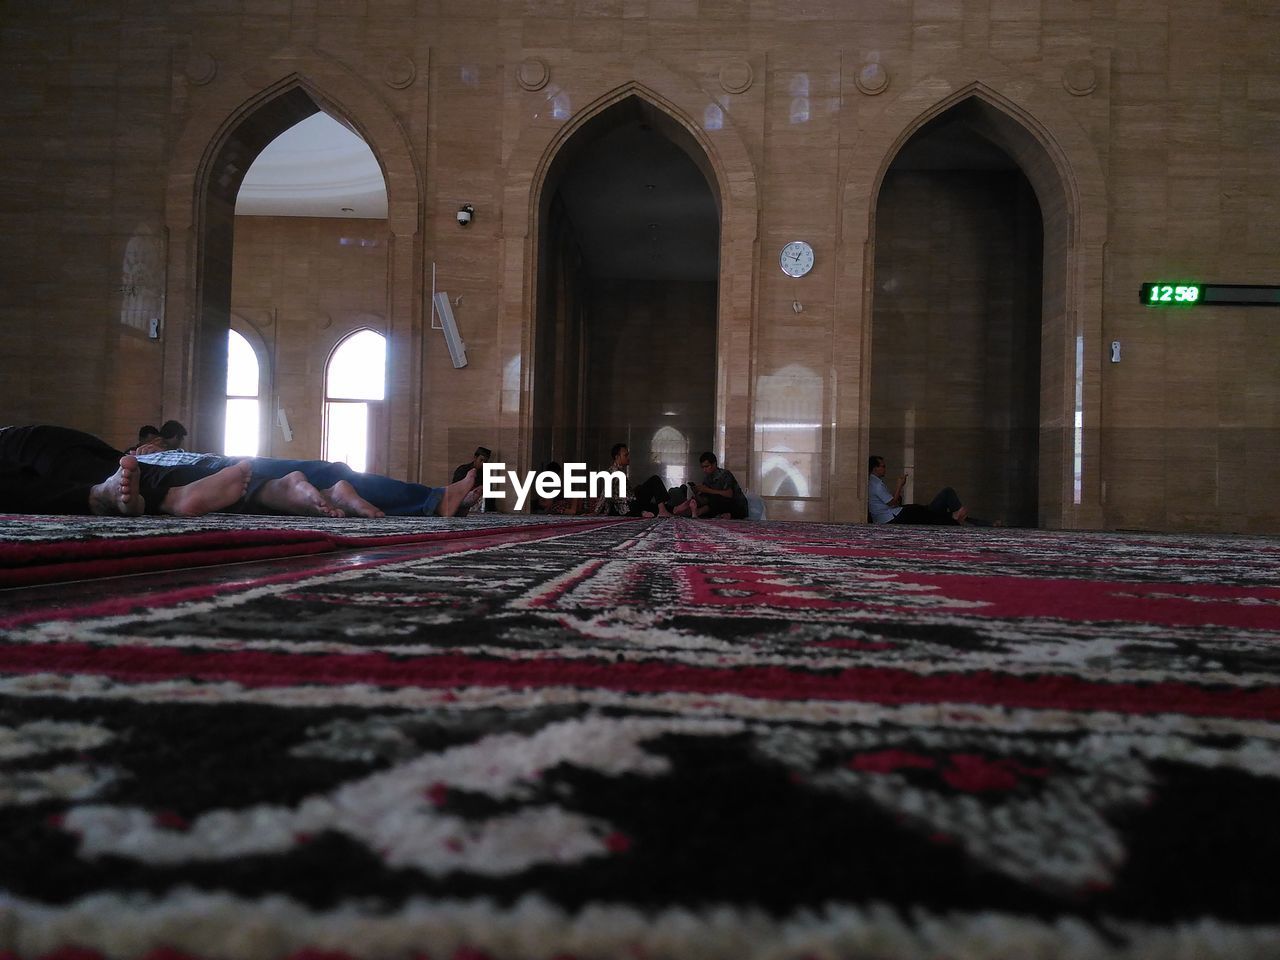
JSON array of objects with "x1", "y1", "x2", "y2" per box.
[{"x1": 867, "y1": 455, "x2": 968, "y2": 525}]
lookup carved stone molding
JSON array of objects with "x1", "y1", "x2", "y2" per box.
[
  {"x1": 855, "y1": 61, "x2": 889, "y2": 96},
  {"x1": 517, "y1": 57, "x2": 549, "y2": 92},
  {"x1": 719, "y1": 60, "x2": 753, "y2": 95},
  {"x1": 1062, "y1": 60, "x2": 1097, "y2": 97},
  {"x1": 383, "y1": 56, "x2": 417, "y2": 90},
  {"x1": 185, "y1": 51, "x2": 217, "y2": 86}
]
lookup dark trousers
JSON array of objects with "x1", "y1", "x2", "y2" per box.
[
  {"x1": 624, "y1": 474, "x2": 671, "y2": 516},
  {"x1": 890, "y1": 487, "x2": 962, "y2": 525}
]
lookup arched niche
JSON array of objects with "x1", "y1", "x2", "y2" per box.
[
  {"x1": 839, "y1": 64, "x2": 1107, "y2": 529},
  {"x1": 163, "y1": 52, "x2": 422, "y2": 476},
  {"x1": 530, "y1": 92, "x2": 720, "y2": 475},
  {"x1": 498, "y1": 64, "x2": 759, "y2": 479}
]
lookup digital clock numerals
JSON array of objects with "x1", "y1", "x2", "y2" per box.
[{"x1": 1144, "y1": 283, "x2": 1201, "y2": 305}]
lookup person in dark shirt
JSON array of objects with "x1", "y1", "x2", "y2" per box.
[
  {"x1": 452, "y1": 446, "x2": 495, "y2": 512},
  {"x1": 690, "y1": 451, "x2": 749, "y2": 519}
]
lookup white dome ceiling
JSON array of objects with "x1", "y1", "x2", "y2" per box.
[{"x1": 236, "y1": 112, "x2": 387, "y2": 219}]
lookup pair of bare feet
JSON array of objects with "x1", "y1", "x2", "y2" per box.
[
  {"x1": 657, "y1": 496, "x2": 703, "y2": 518},
  {"x1": 237, "y1": 465, "x2": 481, "y2": 518},
  {"x1": 249, "y1": 471, "x2": 384, "y2": 519},
  {"x1": 89, "y1": 456, "x2": 253, "y2": 517}
]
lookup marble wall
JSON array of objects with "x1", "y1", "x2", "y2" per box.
[{"x1": 1, "y1": 2, "x2": 1278, "y2": 531}]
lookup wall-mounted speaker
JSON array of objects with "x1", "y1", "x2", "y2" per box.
[{"x1": 433, "y1": 291, "x2": 468, "y2": 368}]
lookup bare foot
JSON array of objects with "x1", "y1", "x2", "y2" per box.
[
  {"x1": 460, "y1": 487, "x2": 483, "y2": 510},
  {"x1": 952, "y1": 505, "x2": 969, "y2": 525},
  {"x1": 160, "y1": 461, "x2": 252, "y2": 517},
  {"x1": 253, "y1": 471, "x2": 343, "y2": 517},
  {"x1": 658, "y1": 503, "x2": 672, "y2": 517},
  {"x1": 438, "y1": 467, "x2": 477, "y2": 517},
  {"x1": 89, "y1": 455, "x2": 146, "y2": 516},
  {"x1": 323, "y1": 480, "x2": 384, "y2": 518}
]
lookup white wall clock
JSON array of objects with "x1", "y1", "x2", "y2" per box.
[{"x1": 780, "y1": 240, "x2": 814, "y2": 278}]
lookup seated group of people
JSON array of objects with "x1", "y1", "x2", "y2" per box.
[
  {"x1": 0, "y1": 424, "x2": 481, "y2": 520},
  {"x1": 533, "y1": 443, "x2": 750, "y2": 520}
]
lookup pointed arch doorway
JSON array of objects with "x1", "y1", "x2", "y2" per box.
[
  {"x1": 868, "y1": 94, "x2": 1077, "y2": 528},
  {"x1": 183, "y1": 82, "x2": 399, "y2": 469},
  {"x1": 530, "y1": 95, "x2": 720, "y2": 480}
]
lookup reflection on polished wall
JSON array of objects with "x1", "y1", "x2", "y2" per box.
[{"x1": 754, "y1": 365, "x2": 825, "y2": 502}]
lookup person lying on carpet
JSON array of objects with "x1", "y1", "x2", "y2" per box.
[
  {"x1": 688, "y1": 451, "x2": 749, "y2": 520},
  {"x1": 0, "y1": 424, "x2": 251, "y2": 517},
  {"x1": 867, "y1": 455, "x2": 972, "y2": 525},
  {"x1": 132, "y1": 441, "x2": 481, "y2": 519}
]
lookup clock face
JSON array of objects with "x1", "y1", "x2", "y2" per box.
[{"x1": 780, "y1": 240, "x2": 814, "y2": 278}]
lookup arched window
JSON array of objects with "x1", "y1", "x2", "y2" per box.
[
  {"x1": 324, "y1": 329, "x2": 386, "y2": 472},
  {"x1": 225, "y1": 329, "x2": 261, "y2": 456},
  {"x1": 652, "y1": 425, "x2": 689, "y2": 486}
]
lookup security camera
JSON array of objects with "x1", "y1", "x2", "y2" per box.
[{"x1": 457, "y1": 203, "x2": 473, "y2": 226}]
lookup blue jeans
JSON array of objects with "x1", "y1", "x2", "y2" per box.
[
  {"x1": 163, "y1": 456, "x2": 445, "y2": 516},
  {"x1": 247, "y1": 458, "x2": 445, "y2": 516}
]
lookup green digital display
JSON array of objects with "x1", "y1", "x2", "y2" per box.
[{"x1": 1140, "y1": 282, "x2": 1203, "y2": 305}]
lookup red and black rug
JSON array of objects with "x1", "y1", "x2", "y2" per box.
[
  {"x1": 0, "y1": 514, "x2": 607, "y2": 587},
  {"x1": 1, "y1": 519, "x2": 1279, "y2": 959}
]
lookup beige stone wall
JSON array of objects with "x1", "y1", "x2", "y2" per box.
[
  {"x1": 230, "y1": 215, "x2": 391, "y2": 467},
  {"x1": 0, "y1": 3, "x2": 1278, "y2": 531}
]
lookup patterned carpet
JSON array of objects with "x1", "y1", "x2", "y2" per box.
[
  {"x1": 1, "y1": 518, "x2": 1279, "y2": 959},
  {"x1": 0, "y1": 513, "x2": 607, "y2": 587}
]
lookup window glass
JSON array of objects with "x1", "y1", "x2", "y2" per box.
[
  {"x1": 327, "y1": 329, "x2": 386, "y2": 401},
  {"x1": 324, "y1": 330, "x2": 386, "y2": 471},
  {"x1": 225, "y1": 329, "x2": 260, "y2": 456}
]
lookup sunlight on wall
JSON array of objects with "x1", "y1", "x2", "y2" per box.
[
  {"x1": 754, "y1": 364, "x2": 824, "y2": 497},
  {"x1": 652, "y1": 425, "x2": 690, "y2": 485},
  {"x1": 789, "y1": 74, "x2": 810, "y2": 124}
]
